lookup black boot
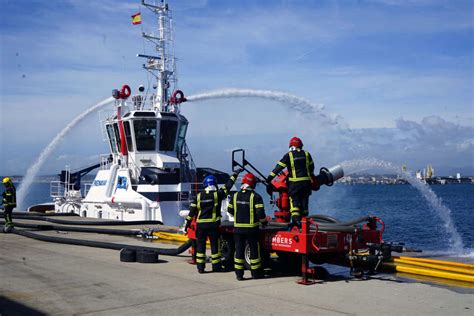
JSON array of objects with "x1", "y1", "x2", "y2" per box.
[
  {"x1": 235, "y1": 271, "x2": 244, "y2": 281},
  {"x1": 197, "y1": 263, "x2": 205, "y2": 274}
]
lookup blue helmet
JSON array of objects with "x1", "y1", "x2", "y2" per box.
[{"x1": 203, "y1": 175, "x2": 217, "y2": 188}]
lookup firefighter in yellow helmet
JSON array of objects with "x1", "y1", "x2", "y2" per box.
[{"x1": 2, "y1": 177, "x2": 16, "y2": 230}]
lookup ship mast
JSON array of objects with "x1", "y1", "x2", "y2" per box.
[{"x1": 140, "y1": 0, "x2": 177, "y2": 111}]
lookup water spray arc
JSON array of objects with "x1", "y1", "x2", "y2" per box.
[
  {"x1": 340, "y1": 158, "x2": 465, "y2": 254},
  {"x1": 16, "y1": 97, "x2": 114, "y2": 210},
  {"x1": 187, "y1": 88, "x2": 342, "y2": 126}
]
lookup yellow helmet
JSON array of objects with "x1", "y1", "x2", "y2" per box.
[{"x1": 2, "y1": 177, "x2": 11, "y2": 184}]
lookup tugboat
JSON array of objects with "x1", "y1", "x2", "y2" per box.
[{"x1": 29, "y1": 0, "x2": 230, "y2": 226}]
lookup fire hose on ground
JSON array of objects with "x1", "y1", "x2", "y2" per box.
[
  {"x1": 0, "y1": 211, "x2": 163, "y2": 226},
  {"x1": 0, "y1": 217, "x2": 192, "y2": 259}
]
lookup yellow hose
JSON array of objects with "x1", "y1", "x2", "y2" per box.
[
  {"x1": 393, "y1": 258, "x2": 474, "y2": 276},
  {"x1": 386, "y1": 262, "x2": 474, "y2": 283},
  {"x1": 395, "y1": 256, "x2": 474, "y2": 269},
  {"x1": 153, "y1": 232, "x2": 210, "y2": 246},
  {"x1": 153, "y1": 232, "x2": 189, "y2": 243}
]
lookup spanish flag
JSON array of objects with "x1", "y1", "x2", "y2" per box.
[{"x1": 132, "y1": 13, "x2": 141, "y2": 25}]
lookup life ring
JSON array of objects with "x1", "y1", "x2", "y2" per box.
[
  {"x1": 170, "y1": 89, "x2": 186, "y2": 104},
  {"x1": 120, "y1": 85, "x2": 131, "y2": 99}
]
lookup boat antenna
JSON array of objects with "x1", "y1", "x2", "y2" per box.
[{"x1": 138, "y1": 0, "x2": 177, "y2": 112}]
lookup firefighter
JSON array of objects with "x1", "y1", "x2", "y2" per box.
[
  {"x1": 185, "y1": 169, "x2": 242, "y2": 273},
  {"x1": 227, "y1": 173, "x2": 268, "y2": 280},
  {"x1": 266, "y1": 137, "x2": 315, "y2": 226},
  {"x1": 2, "y1": 177, "x2": 16, "y2": 230}
]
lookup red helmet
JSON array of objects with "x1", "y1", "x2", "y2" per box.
[
  {"x1": 289, "y1": 137, "x2": 303, "y2": 148},
  {"x1": 242, "y1": 173, "x2": 257, "y2": 188}
]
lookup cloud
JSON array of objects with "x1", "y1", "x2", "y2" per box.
[{"x1": 395, "y1": 115, "x2": 474, "y2": 151}]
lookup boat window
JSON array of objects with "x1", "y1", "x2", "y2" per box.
[
  {"x1": 176, "y1": 122, "x2": 188, "y2": 153},
  {"x1": 113, "y1": 123, "x2": 122, "y2": 152},
  {"x1": 106, "y1": 124, "x2": 118, "y2": 153},
  {"x1": 134, "y1": 120, "x2": 157, "y2": 151},
  {"x1": 159, "y1": 120, "x2": 178, "y2": 151},
  {"x1": 123, "y1": 121, "x2": 134, "y2": 152}
]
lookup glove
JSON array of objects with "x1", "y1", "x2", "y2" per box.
[
  {"x1": 266, "y1": 176, "x2": 273, "y2": 184},
  {"x1": 266, "y1": 184, "x2": 274, "y2": 196},
  {"x1": 184, "y1": 220, "x2": 191, "y2": 233},
  {"x1": 234, "y1": 167, "x2": 244, "y2": 174}
]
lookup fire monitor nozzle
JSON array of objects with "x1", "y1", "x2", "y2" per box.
[{"x1": 312, "y1": 164, "x2": 344, "y2": 190}]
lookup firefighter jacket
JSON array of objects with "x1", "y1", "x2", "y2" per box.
[
  {"x1": 227, "y1": 189, "x2": 266, "y2": 233},
  {"x1": 268, "y1": 148, "x2": 315, "y2": 183},
  {"x1": 2, "y1": 184, "x2": 16, "y2": 207},
  {"x1": 186, "y1": 172, "x2": 238, "y2": 228}
]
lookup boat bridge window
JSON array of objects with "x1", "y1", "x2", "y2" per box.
[
  {"x1": 159, "y1": 120, "x2": 178, "y2": 151},
  {"x1": 124, "y1": 121, "x2": 134, "y2": 152},
  {"x1": 113, "y1": 123, "x2": 122, "y2": 152},
  {"x1": 134, "y1": 120, "x2": 157, "y2": 151},
  {"x1": 176, "y1": 122, "x2": 188, "y2": 153},
  {"x1": 106, "y1": 124, "x2": 118, "y2": 153}
]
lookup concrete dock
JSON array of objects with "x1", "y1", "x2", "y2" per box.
[{"x1": 1, "y1": 231, "x2": 473, "y2": 316}]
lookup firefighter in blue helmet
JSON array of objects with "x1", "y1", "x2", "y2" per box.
[
  {"x1": 267, "y1": 137, "x2": 315, "y2": 226},
  {"x1": 227, "y1": 173, "x2": 268, "y2": 280},
  {"x1": 2, "y1": 177, "x2": 16, "y2": 230},
  {"x1": 185, "y1": 169, "x2": 242, "y2": 273}
]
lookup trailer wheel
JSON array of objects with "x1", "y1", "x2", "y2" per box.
[
  {"x1": 244, "y1": 242, "x2": 251, "y2": 270},
  {"x1": 220, "y1": 235, "x2": 235, "y2": 271},
  {"x1": 244, "y1": 242, "x2": 270, "y2": 271},
  {"x1": 120, "y1": 248, "x2": 136, "y2": 262},
  {"x1": 136, "y1": 250, "x2": 159, "y2": 263}
]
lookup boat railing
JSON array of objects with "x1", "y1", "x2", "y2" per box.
[
  {"x1": 50, "y1": 181, "x2": 83, "y2": 199},
  {"x1": 50, "y1": 181, "x2": 66, "y2": 199},
  {"x1": 100, "y1": 154, "x2": 113, "y2": 170},
  {"x1": 83, "y1": 182, "x2": 93, "y2": 197},
  {"x1": 125, "y1": 94, "x2": 181, "y2": 113}
]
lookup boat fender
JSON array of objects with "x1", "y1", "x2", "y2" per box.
[
  {"x1": 120, "y1": 85, "x2": 131, "y2": 99},
  {"x1": 170, "y1": 89, "x2": 186, "y2": 104}
]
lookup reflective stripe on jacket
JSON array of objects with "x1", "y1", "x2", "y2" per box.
[
  {"x1": 227, "y1": 189, "x2": 266, "y2": 228},
  {"x1": 187, "y1": 173, "x2": 238, "y2": 224},
  {"x1": 268, "y1": 149, "x2": 314, "y2": 182},
  {"x1": 2, "y1": 186, "x2": 16, "y2": 207}
]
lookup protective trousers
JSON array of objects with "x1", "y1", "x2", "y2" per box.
[
  {"x1": 234, "y1": 231, "x2": 262, "y2": 278},
  {"x1": 195, "y1": 226, "x2": 221, "y2": 272},
  {"x1": 3, "y1": 205, "x2": 13, "y2": 227},
  {"x1": 288, "y1": 183, "x2": 311, "y2": 223}
]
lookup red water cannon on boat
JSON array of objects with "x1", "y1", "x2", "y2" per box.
[
  {"x1": 111, "y1": 84, "x2": 131, "y2": 158},
  {"x1": 112, "y1": 85, "x2": 132, "y2": 100},
  {"x1": 169, "y1": 89, "x2": 187, "y2": 105}
]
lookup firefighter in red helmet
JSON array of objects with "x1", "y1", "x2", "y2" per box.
[
  {"x1": 227, "y1": 173, "x2": 268, "y2": 280},
  {"x1": 266, "y1": 137, "x2": 315, "y2": 226}
]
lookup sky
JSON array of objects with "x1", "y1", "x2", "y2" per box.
[{"x1": 0, "y1": 0, "x2": 473, "y2": 177}]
